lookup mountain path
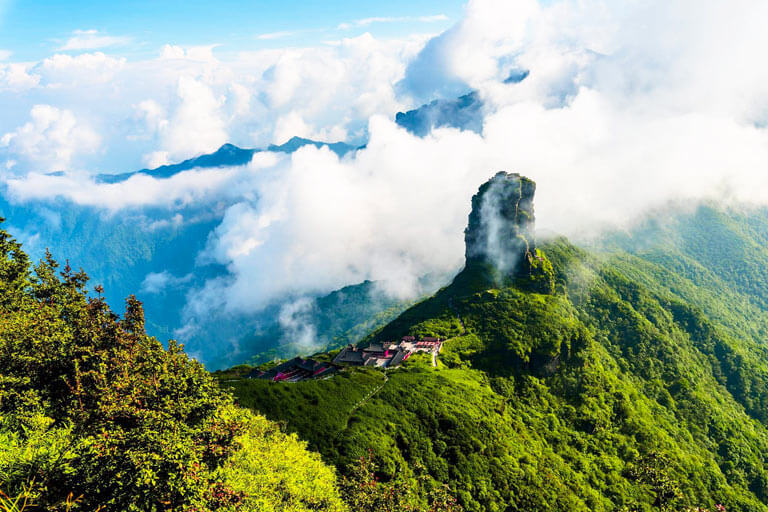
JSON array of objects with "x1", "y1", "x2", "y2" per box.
[
  {"x1": 447, "y1": 297, "x2": 468, "y2": 336},
  {"x1": 348, "y1": 372, "x2": 389, "y2": 415},
  {"x1": 332, "y1": 300, "x2": 470, "y2": 440},
  {"x1": 335, "y1": 372, "x2": 389, "y2": 443}
]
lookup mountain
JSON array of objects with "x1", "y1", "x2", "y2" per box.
[
  {"x1": 267, "y1": 137, "x2": 358, "y2": 157},
  {"x1": 0, "y1": 218, "x2": 465, "y2": 511},
  {"x1": 0, "y1": 136, "x2": 399, "y2": 370},
  {"x1": 231, "y1": 279, "x2": 427, "y2": 366},
  {"x1": 393, "y1": 70, "x2": 528, "y2": 137},
  {"x1": 96, "y1": 143, "x2": 256, "y2": 183},
  {"x1": 222, "y1": 173, "x2": 768, "y2": 511},
  {"x1": 0, "y1": 89, "x2": 498, "y2": 370},
  {"x1": 395, "y1": 92, "x2": 483, "y2": 136},
  {"x1": 97, "y1": 138, "x2": 357, "y2": 184}
]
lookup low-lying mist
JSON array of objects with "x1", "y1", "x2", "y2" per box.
[{"x1": 5, "y1": 0, "x2": 768, "y2": 364}]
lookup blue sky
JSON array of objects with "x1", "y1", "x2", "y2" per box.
[{"x1": 0, "y1": 0, "x2": 463, "y2": 60}]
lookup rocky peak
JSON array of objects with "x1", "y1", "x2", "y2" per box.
[{"x1": 465, "y1": 172, "x2": 536, "y2": 276}]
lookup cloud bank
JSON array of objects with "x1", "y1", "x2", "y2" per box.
[
  {"x1": 0, "y1": 33, "x2": 423, "y2": 174},
  {"x1": 59, "y1": 29, "x2": 131, "y2": 51},
  {"x1": 1, "y1": 104, "x2": 100, "y2": 172},
  {"x1": 4, "y1": 0, "x2": 768, "y2": 347},
  {"x1": 337, "y1": 14, "x2": 449, "y2": 30}
]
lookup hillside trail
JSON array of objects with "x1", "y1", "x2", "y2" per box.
[
  {"x1": 349, "y1": 371, "x2": 389, "y2": 414},
  {"x1": 431, "y1": 297, "x2": 468, "y2": 368},
  {"x1": 447, "y1": 297, "x2": 468, "y2": 336},
  {"x1": 334, "y1": 300, "x2": 467, "y2": 437},
  {"x1": 334, "y1": 371, "x2": 389, "y2": 443}
]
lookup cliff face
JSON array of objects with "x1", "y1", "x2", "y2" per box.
[
  {"x1": 461, "y1": 171, "x2": 553, "y2": 293},
  {"x1": 464, "y1": 171, "x2": 537, "y2": 276}
]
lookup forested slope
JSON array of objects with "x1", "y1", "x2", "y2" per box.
[
  {"x1": 227, "y1": 179, "x2": 768, "y2": 512},
  {"x1": 0, "y1": 219, "x2": 347, "y2": 512}
]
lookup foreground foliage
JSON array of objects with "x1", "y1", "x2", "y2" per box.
[{"x1": 0, "y1": 220, "x2": 346, "y2": 511}]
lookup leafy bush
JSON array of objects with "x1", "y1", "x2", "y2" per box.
[{"x1": 0, "y1": 220, "x2": 347, "y2": 512}]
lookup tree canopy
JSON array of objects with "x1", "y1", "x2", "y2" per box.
[{"x1": 0, "y1": 219, "x2": 347, "y2": 512}]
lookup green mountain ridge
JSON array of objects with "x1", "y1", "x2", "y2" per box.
[
  {"x1": 223, "y1": 177, "x2": 768, "y2": 511},
  {"x1": 7, "y1": 169, "x2": 768, "y2": 511},
  {"x1": 0, "y1": 216, "x2": 459, "y2": 511}
]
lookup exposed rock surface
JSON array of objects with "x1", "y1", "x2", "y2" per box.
[
  {"x1": 462, "y1": 171, "x2": 554, "y2": 293},
  {"x1": 395, "y1": 92, "x2": 483, "y2": 137},
  {"x1": 465, "y1": 171, "x2": 536, "y2": 274}
]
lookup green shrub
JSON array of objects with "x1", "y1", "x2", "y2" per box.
[{"x1": 0, "y1": 220, "x2": 346, "y2": 512}]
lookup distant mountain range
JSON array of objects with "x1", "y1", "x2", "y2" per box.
[
  {"x1": 393, "y1": 68, "x2": 529, "y2": 137},
  {"x1": 0, "y1": 92, "x2": 489, "y2": 369},
  {"x1": 96, "y1": 137, "x2": 358, "y2": 184},
  {"x1": 395, "y1": 92, "x2": 483, "y2": 137},
  {"x1": 98, "y1": 90, "x2": 485, "y2": 185}
]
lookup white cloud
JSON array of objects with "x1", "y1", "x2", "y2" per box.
[
  {"x1": 130, "y1": 75, "x2": 231, "y2": 164},
  {"x1": 59, "y1": 29, "x2": 131, "y2": 51},
  {"x1": 190, "y1": 121, "x2": 488, "y2": 312},
  {"x1": 227, "y1": 82, "x2": 252, "y2": 117},
  {"x1": 141, "y1": 270, "x2": 193, "y2": 294},
  {"x1": 338, "y1": 14, "x2": 449, "y2": 30},
  {"x1": 0, "y1": 33, "x2": 422, "y2": 172},
  {"x1": 39, "y1": 52, "x2": 126, "y2": 87},
  {"x1": 4, "y1": 150, "x2": 280, "y2": 209},
  {"x1": 143, "y1": 151, "x2": 170, "y2": 168},
  {"x1": 5, "y1": 0, "x2": 768, "y2": 340},
  {"x1": 134, "y1": 99, "x2": 168, "y2": 136},
  {"x1": 0, "y1": 62, "x2": 39, "y2": 90},
  {"x1": 160, "y1": 44, "x2": 219, "y2": 62},
  {"x1": 179, "y1": 0, "x2": 768, "y2": 319},
  {"x1": 143, "y1": 213, "x2": 184, "y2": 231},
  {"x1": 159, "y1": 76, "x2": 228, "y2": 160},
  {"x1": 398, "y1": 0, "x2": 540, "y2": 102},
  {"x1": 0, "y1": 50, "x2": 11, "y2": 60},
  {"x1": 7, "y1": 164, "x2": 243, "y2": 209},
  {"x1": 1, "y1": 105, "x2": 100, "y2": 172},
  {"x1": 253, "y1": 32, "x2": 422, "y2": 143},
  {"x1": 256, "y1": 31, "x2": 296, "y2": 41},
  {"x1": 417, "y1": 15, "x2": 449, "y2": 23},
  {"x1": 273, "y1": 111, "x2": 347, "y2": 144},
  {"x1": 277, "y1": 298, "x2": 321, "y2": 352}
]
